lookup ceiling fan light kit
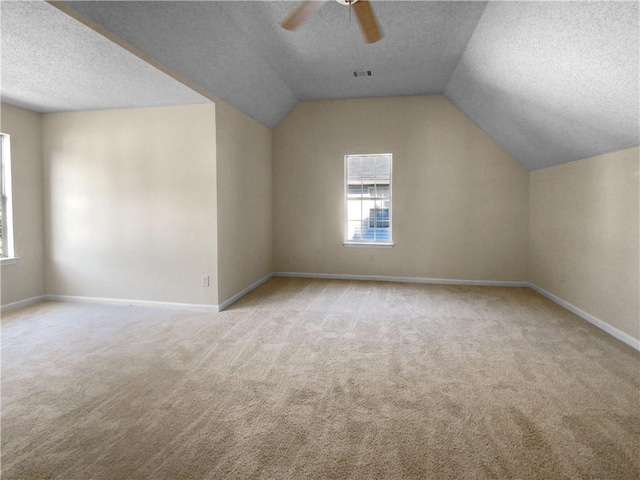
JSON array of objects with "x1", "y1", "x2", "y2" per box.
[{"x1": 281, "y1": 0, "x2": 382, "y2": 44}]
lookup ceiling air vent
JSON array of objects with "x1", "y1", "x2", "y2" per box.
[{"x1": 353, "y1": 70, "x2": 373, "y2": 78}]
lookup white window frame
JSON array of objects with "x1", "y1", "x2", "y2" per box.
[
  {"x1": 343, "y1": 153, "x2": 394, "y2": 248},
  {"x1": 1, "y1": 133, "x2": 17, "y2": 263}
]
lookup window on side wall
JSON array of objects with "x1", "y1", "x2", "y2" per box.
[
  {"x1": 344, "y1": 154, "x2": 393, "y2": 247},
  {"x1": 1, "y1": 133, "x2": 15, "y2": 261}
]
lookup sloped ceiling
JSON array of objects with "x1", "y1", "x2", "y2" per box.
[
  {"x1": 0, "y1": 1, "x2": 210, "y2": 113},
  {"x1": 445, "y1": 1, "x2": 639, "y2": 170},
  {"x1": 3, "y1": 1, "x2": 639, "y2": 170},
  {"x1": 61, "y1": 0, "x2": 487, "y2": 128}
]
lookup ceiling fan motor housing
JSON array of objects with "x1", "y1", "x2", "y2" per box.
[{"x1": 336, "y1": 0, "x2": 360, "y2": 5}]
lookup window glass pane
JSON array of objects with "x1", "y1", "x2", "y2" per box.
[
  {"x1": 372, "y1": 202, "x2": 390, "y2": 228},
  {"x1": 374, "y1": 156, "x2": 391, "y2": 183},
  {"x1": 347, "y1": 199, "x2": 364, "y2": 221},
  {"x1": 360, "y1": 157, "x2": 376, "y2": 185},
  {"x1": 347, "y1": 185, "x2": 363, "y2": 198},
  {"x1": 347, "y1": 220, "x2": 364, "y2": 241},
  {"x1": 376, "y1": 186, "x2": 390, "y2": 198},
  {"x1": 347, "y1": 156, "x2": 363, "y2": 183}
]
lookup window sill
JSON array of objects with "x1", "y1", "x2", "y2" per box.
[
  {"x1": 1, "y1": 256, "x2": 20, "y2": 265},
  {"x1": 343, "y1": 242, "x2": 395, "y2": 248}
]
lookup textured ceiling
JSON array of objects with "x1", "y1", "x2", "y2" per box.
[
  {"x1": 445, "y1": 1, "x2": 640, "y2": 170},
  {"x1": 222, "y1": 1, "x2": 487, "y2": 102},
  {"x1": 3, "y1": 1, "x2": 639, "y2": 170},
  {"x1": 63, "y1": 1, "x2": 487, "y2": 128},
  {"x1": 0, "y1": 1, "x2": 210, "y2": 113}
]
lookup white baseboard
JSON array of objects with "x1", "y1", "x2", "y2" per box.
[
  {"x1": 274, "y1": 271, "x2": 528, "y2": 287},
  {"x1": 528, "y1": 283, "x2": 640, "y2": 351},
  {"x1": 1, "y1": 295, "x2": 47, "y2": 313},
  {"x1": 45, "y1": 294, "x2": 219, "y2": 313},
  {"x1": 218, "y1": 272, "x2": 275, "y2": 311},
  {"x1": 4, "y1": 279, "x2": 637, "y2": 352}
]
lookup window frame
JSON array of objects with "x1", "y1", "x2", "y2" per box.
[
  {"x1": 343, "y1": 153, "x2": 394, "y2": 248},
  {"x1": 0, "y1": 133, "x2": 16, "y2": 262}
]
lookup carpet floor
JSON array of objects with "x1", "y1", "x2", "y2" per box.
[{"x1": 1, "y1": 278, "x2": 639, "y2": 479}]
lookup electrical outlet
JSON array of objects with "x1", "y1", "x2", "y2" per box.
[
  {"x1": 201, "y1": 275, "x2": 210, "y2": 287},
  {"x1": 368, "y1": 253, "x2": 375, "y2": 262},
  {"x1": 286, "y1": 257, "x2": 292, "y2": 264}
]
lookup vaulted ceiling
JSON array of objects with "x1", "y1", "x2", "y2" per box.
[
  {"x1": 2, "y1": 1, "x2": 638, "y2": 170},
  {"x1": 1, "y1": 1, "x2": 209, "y2": 113}
]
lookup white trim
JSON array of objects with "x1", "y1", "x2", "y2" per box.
[
  {"x1": 1, "y1": 295, "x2": 46, "y2": 313},
  {"x1": 218, "y1": 272, "x2": 275, "y2": 311},
  {"x1": 528, "y1": 283, "x2": 640, "y2": 351},
  {"x1": 343, "y1": 242, "x2": 395, "y2": 248},
  {"x1": 0, "y1": 256, "x2": 20, "y2": 265},
  {"x1": 4, "y1": 279, "x2": 636, "y2": 352},
  {"x1": 274, "y1": 271, "x2": 527, "y2": 287},
  {"x1": 45, "y1": 295, "x2": 219, "y2": 313}
]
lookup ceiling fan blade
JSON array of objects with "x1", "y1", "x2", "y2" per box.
[
  {"x1": 353, "y1": 0, "x2": 382, "y2": 44},
  {"x1": 280, "y1": 0, "x2": 328, "y2": 31}
]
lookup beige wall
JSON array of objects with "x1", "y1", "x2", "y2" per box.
[
  {"x1": 273, "y1": 95, "x2": 529, "y2": 281},
  {"x1": 529, "y1": 147, "x2": 640, "y2": 340},
  {"x1": 42, "y1": 104, "x2": 218, "y2": 306},
  {"x1": 5, "y1": 94, "x2": 637, "y2": 345},
  {"x1": 0, "y1": 104, "x2": 46, "y2": 306},
  {"x1": 216, "y1": 101, "x2": 273, "y2": 304}
]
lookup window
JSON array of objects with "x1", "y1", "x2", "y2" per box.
[
  {"x1": 1, "y1": 133, "x2": 15, "y2": 260},
  {"x1": 345, "y1": 154, "x2": 393, "y2": 246}
]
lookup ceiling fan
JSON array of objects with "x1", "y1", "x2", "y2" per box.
[{"x1": 280, "y1": 0, "x2": 382, "y2": 44}]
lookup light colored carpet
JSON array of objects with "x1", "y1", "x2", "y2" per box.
[{"x1": 1, "y1": 278, "x2": 639, "y2": 479}]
